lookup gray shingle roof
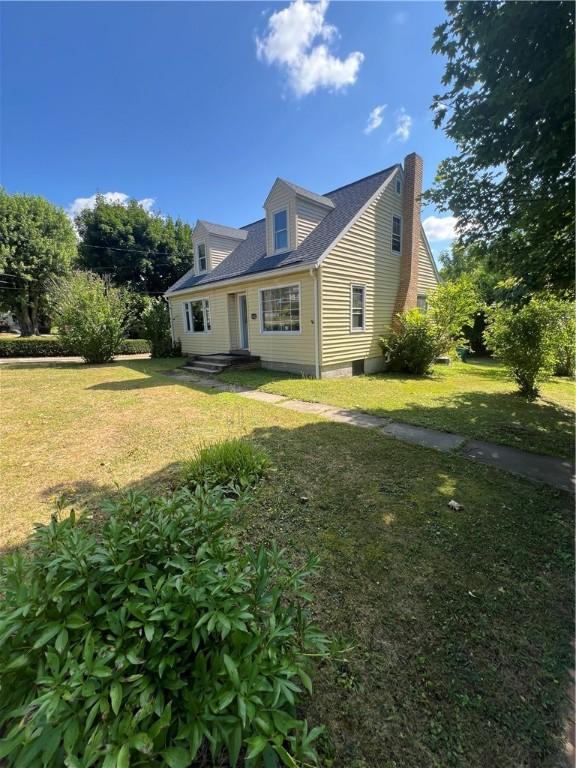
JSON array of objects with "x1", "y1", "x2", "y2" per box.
[
  {"x1": 197, "y1": 220, "x2": 248, "y2": 240},
  {"x1": 168, "y1": 165, "x2": 397, "y2": 293},
  {"x1": 277, "y1": 179, "x2": 335, "y2": 209}
]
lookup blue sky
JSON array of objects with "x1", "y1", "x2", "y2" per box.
[{"x1": 1, "y1": 1, "x2": 458, "y2": 255}]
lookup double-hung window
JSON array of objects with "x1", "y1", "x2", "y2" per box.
[
  {"x1": 395, "y1": 177, "x2": 402, "y2": 195},
  {"x1": 351, "y1": 285, "x2": 366, "y2": 332},
  {"x1": 392, "y1": 216, "x2": 402, "y2": 253},
  {"x1": 184, "y1": 298, "x2": 212, "y2": 333},
  {"x1": 417, "y1": 294, "x2": 428, "y2": 312},
  {"x1": 260, "y1": 284, "x2": 300, "y2": 333},
  {"x1": 273, "y1": 209, "x2": 288, "y2": 252},
  {"x1": 197, "y1": 243, "x2": 207, "y2": 273}
]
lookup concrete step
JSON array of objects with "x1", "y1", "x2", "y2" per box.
[
  {"x1": 182, "y1": 364, "x2": 224, "y2": 376},
  {"x1": 194, "y1": 353, "x2": 260, "y2": 365},
  {"x1": 183, "y1": 361, "x2": 227, "y2": 373}
]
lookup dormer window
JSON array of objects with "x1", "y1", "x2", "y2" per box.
[
  {"x1": 197, "y1": 243, "x2": 207, "y2": 273},
  {"x1": 273, "y1": 209, "x2": 289, "y2": 252}
]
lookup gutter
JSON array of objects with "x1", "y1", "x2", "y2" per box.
[{"x1": 164, "y1": 262, "x2": 312, "y2": 299}]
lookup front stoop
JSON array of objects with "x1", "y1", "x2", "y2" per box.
[{"x1": 181, "y1": 352, "x2": 260, "y2": 376}]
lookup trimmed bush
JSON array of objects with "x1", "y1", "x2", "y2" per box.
[
  {"x1": 51, "y1": 271, "x2": 130, "y2": 364},
  {"x1": 380, "y1": 309, "x2": 442, "y2": 375},
  {"x1": 0, "y1": 336, "x2": 150, "y2": 358},
  {"x1": 183, "y1": 439, "x2": 269, "y2": 494},
  {"x1": 484, "y1": 296, "x2": 559, "y2": 398},
  {"x1": 0, "y1": 487, "x2": 327, "y2": 767}
]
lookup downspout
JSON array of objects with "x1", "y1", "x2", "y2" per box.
[
  {"x1": 165, "y1": 297, "x2": 175, "y2": 346},
  {"x1": 310, "y1": 266, "x2": 320, "y2": 379}
]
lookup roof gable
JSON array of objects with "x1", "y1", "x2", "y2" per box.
[{"x1": 167, "y1": 165, "x2": 398, "y2": 294}]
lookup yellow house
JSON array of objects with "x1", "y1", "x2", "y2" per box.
[{"x1": 165, "y1": 153, "x2": 439, "y2": 378}]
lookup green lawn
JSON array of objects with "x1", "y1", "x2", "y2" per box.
[
  {"x1": 1, "y1": 359, "x2": 573, "y2": 767},
  {"x1": 219, "y1": 358, "x2": 575, "y2": 460}
]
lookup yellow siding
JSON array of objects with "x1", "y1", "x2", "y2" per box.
[
  {"x1": 210, "y1": 234, "x2": 240, "y2": 270},
  {"x1": 320, "y1": 180, "x2": 403, "y2": 365},
  {"x1": 417, "y1": 232, "x2": 440, "y2": 296},
  {"x1": 265, "y1": 185, "x2": 296, "y2": 256},
  {"x1": 296, "y1": 199, "x2": 327, "y2": 246},
  {"x1": 168, "y1": 270, "x2": 316, "y2": 367}
]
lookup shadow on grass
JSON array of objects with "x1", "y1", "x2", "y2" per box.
[{"x1": 2, "y1": 419, "x2": 574, "y2": 767}]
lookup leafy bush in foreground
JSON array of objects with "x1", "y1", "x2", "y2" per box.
[
  {"x1": 484, "y1": 297, "x2": 560, "y2": 398},
  {"x1": 0, "y1": 336, "x2": 150, "y2": 358},
  {"x1": 0, "y1": 487, "x2": 327, "y2": 767},
  {"x1": 380, "y1": 308, "x2": 442, "y2": 375},
  {"x1": 183, "y1": 440, "x2": 269, "y2": 495}
]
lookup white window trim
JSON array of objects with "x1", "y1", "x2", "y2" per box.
[
  {"x1": 258, "y1": 281, "x2": 302, "y2": 336},
  {"x1": 237, "y1": 293, "x2": 249, "y2": 349},
  {"x1": 182, "y1": 297, "x2": 212, "y2": 335},
  {"x1": 272, "y1": 207, "x2": 290, "y2": 254},
  {"x1": 350, "y1": 284, "x2": 366, "y2": 333},
  {"x1": 196, "y1": 242, "x2": 208, "y2": 275},
  {"x1": 392, "y1": 214, "x2": 402, "y2": 254}
]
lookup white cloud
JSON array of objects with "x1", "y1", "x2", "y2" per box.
[
  {"x1": 256, "y1": 0, "x2": 364, "y2": 97},
  {"x1": 68, "y1": 192, "x2": 155, "y2": 218},
  {"x1": 388, "y1": 107, "x2": 412, "y2": 143},
  {"x1": 423, "y1": 215, "x2": 459, "y2": 242},
  {"x1": 364, "y1": 104, "x2": 386, "y2": 135}
]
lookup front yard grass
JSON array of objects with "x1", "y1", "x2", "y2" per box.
[
  {"x1": 218, "y1": 358, "x2": 575, "y2": 460},
  {"x1": 1, "y1": 359, "x2": 573, "y2": 767}
]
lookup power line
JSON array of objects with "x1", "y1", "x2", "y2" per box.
[{"x1": 79, "y1": 243, "x2": 193, "y2": 258}]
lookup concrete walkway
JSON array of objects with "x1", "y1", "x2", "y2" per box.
[
  {"x1": 0, "y1": 354, "x2": 151, "y2": 365},
  {"x1": 166, "y1": 369, "x2": 575, "y2": 493}
]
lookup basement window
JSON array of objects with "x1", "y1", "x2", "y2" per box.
[{"x1": 392, "y1": 216, "x2": 402, "y2": 253}]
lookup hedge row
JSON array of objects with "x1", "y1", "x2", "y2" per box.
[{"x1": 0, "y1": 336, "x2": 151, "y2": 358}]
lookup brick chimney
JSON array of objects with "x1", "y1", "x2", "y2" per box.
[{"x1": 393, "y1": 152, "x2": 423, "y2": 317}]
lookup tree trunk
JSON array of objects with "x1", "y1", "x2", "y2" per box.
[{"x1": 17, "y1": 294, "x2": 39, "y2": 336}]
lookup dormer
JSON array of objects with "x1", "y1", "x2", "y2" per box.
[
  {"x1": 264, "y1": 178, "x2": 334, "y2": 257},
  {"x1": 192, "y1": 220, "x2": 248, "y2": 274}
]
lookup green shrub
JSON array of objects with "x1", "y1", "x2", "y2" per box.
[
  {"x1": 118, "y1": 338, "x2": 151, "y2": 355},
  {"x1": 548, "y1": 296, "x2": 575, "y2": 378},
  {"x1": 380, "y1": 309, "x2": 442, "y2": 375},
  {"x1": 142, "y1": 298, "x2": 179, "y2": 358},
  {"x1": 183, "y1": 439, "x2": 269, "y2": 494},
  {"x1": 0, "y1": 487, "x2": 327, "y2": 767},
  {"x1": 484, "y1": 296, "x2": 559, "y2": 398},
  {"x1": 0, "y1": 336, "x2": 150, "y2": 358},
  {"x1": 50, "y1": 271, "x2": 130, "y2": 364},
  {"x1": 427, "y1": 275, "x2": 480, "y2": 353}
]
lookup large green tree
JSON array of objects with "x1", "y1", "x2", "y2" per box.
[
  {"x1": 76, "y1": 197, "x2": 194, "y2": 295},
  {"x1": 0, "y1": 191, "x2": 77, "y2": 336},
  {"x1": 426, "y1": 1, "x2": 575, "y2": 289}
]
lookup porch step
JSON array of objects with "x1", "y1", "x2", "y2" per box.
[{"x1": 182, "y1": 352, "x2": 261, "y2": 376}]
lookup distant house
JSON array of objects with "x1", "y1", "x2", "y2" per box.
[{"x1": 165, "y1": 153, "x2": 439, "y2": 378}]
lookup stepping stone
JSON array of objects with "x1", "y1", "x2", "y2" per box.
[
  {"x1": 276, "y1": 399, "x2": 334, "y2": 414},
  {"x1": 239, "y1": 391, "x2": 287, "y2": 404},
  {"x1": 462, "y1": 439, "x2": 575, "y2": 493},
  {"x1": 381, "y1": 422, "x2": 466, "y2": 451}
]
